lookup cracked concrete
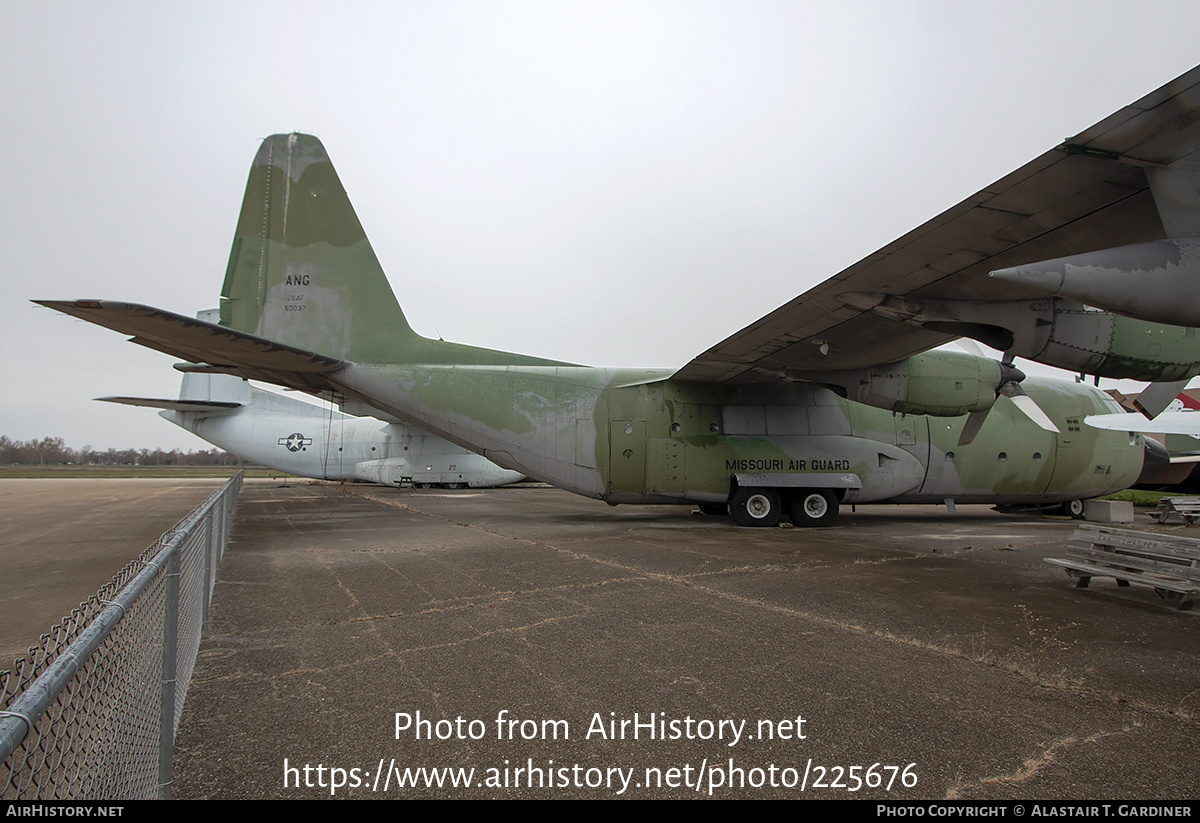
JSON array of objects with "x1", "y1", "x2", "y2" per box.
[{"x1": 171, "y1": 482, "x2": 1200, "y2": 798}]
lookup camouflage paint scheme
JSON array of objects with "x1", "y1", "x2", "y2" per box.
[
  {"x1": 223, "y1": 135, "x2": 1141, "y2": 519},
  {"x1": 41, "y1": 66, "x2": 1200, "y2": 526}
]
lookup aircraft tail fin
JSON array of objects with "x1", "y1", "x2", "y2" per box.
[
  {"x1": 219, "y1": 133, "x2": 571, "y2": 368},
  {"x1": 219, "y1": 133, "x2": 418, "y2": 362}
]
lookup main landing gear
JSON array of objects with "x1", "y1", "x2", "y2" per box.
[
  {"x1": 729, "y1": 487, "x2": 782, "y2": 527},
  {"x1": 786, "y1": 489, "x2": 839, "y2": 527},
  {"x1": 727, "y1": 486, "x2": 840, "y2": 528}
]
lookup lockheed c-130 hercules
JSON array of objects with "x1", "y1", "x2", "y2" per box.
[{"x1": 39, "y1": 65, "x2": 1200, "y2": 527}]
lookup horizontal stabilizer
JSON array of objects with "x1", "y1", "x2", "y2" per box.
[
  {"x1": 36, "y1": 300, "x2": 345, "y2": 393},
  {"x1": 97, "y1": 396, "x2": 241, "y2": 413}
]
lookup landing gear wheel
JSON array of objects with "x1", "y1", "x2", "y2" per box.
[
  {"x1": 415, "y1": 482, "x2": 434, "y2": 489},
  {"x1": 787, "y1": 489, "x2": 839, "y2": 527},
  {"x1": 729, "y1": 487, "x2": 782, "y2": 527},
  {"x1": 444, "y1": 482, "x2": 467, "y2": 490},
  {"x1": 1062, "y1": 499, "x2": 1085, "y2": 520},
  {"x1": 698, "y1": 503, "x2": 729, "y2": 516}
]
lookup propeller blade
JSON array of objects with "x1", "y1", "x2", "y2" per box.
[
  {"x1": 955, "y1": 338, "x2": 985, "y2": 358},
  {"x1": 957, "y1": 409, "x2": 989, "y2": 446},
  {"x1": 1007, "y1": 393, "x2": 1061, "y2": 433}
]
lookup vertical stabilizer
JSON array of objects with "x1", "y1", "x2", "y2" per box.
[
  {"x1": 219, "y1": 133, "x2": 418, "y2": 362},
  {"x1": 219, "y1": 133, "x2": 572, "y2": 369}
]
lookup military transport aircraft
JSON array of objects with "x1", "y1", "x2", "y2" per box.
[
  {"x1": 38, "y1": 65, "x2": 1200, "y2": 527},
  {"x1": 101, "y1": 366, "x2": 525, "y2": 489}
]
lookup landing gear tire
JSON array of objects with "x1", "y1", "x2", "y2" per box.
[
  {"x1": 415, "y1": 482, "x2": 434, "y2": 489},
  {"x1": 444, "y1": 482, "x2": 467, "y2": 490},
  {"x1": 787, "y1": 489, "x2": 839, "y2": 527},
  {"x1": 729, "y1": 487, "x2": 782, "y2": 527},
  {"x1": 1062, "y1": 499, "x2": 1085, "y2": 520},
  {"x1": 698, "y1": 503, "x2": 729, "y2": 516}
]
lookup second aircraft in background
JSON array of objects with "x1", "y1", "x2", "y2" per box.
[{"x1": 102, "y1": 368, "x2": 525, "y2": 490}]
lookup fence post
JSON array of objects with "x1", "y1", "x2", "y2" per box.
[
  {"x1": 157, "y1": 534, "x2": 181, "y2": 800},
  {"x1": 202, "y1": 508, "x2": 214, "y2": 638}
]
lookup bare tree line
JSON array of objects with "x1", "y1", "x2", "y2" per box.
[{"x1": 0, "y1": 436, "x2": 247, "y2": 466}]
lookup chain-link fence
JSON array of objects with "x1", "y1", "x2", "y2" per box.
[{"x1": 1, "y1": 473, "x2": 243, "y2": 800}]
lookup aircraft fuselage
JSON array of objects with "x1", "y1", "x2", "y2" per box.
[{"x1": 331, "y1": 363, "x2": 1142, "y2": 510}]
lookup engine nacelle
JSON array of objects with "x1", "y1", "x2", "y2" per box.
[
  {"x1": 788, "y1": 350, "x2": 1005, "y2": 417},
  {"x1": 1017, "y1": 304, "x2": 1200, "y2": 381},
  {"x1": 841, "y1": 291, "x2": 1200, "y2": 382}
]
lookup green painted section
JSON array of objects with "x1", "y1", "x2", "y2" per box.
[
  {"x1": 1105, "y1": 315, "x2": 1200, "y2": 381},
  {"x1": 361, "y1": 364, "x2": 609, "y2": 438},
  {"x1": 896, "y1": 351, "x2": 1001, "y2": 415},
  {"x1": 582, "y1": 375, "x2": 1142, "y2": 503},
  {"x1": 219, "y1": 133, "x2": 571, "y2": 369}
]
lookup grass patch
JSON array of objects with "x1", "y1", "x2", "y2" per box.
[{"x1": 1100, "y1": 489, "x2": 1175, "y2": 506}]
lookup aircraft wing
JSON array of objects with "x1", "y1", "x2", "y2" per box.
[
  {"x1": 36, "y1": 300, "x2": 345, "y2": 393},
  {"x1": 675, "y1": 66, "x2": 1200, "y2": 383}
]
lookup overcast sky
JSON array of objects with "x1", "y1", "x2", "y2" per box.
[{"x1": 4, "y1": 1, "x2": 1199, "y2": 451}]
